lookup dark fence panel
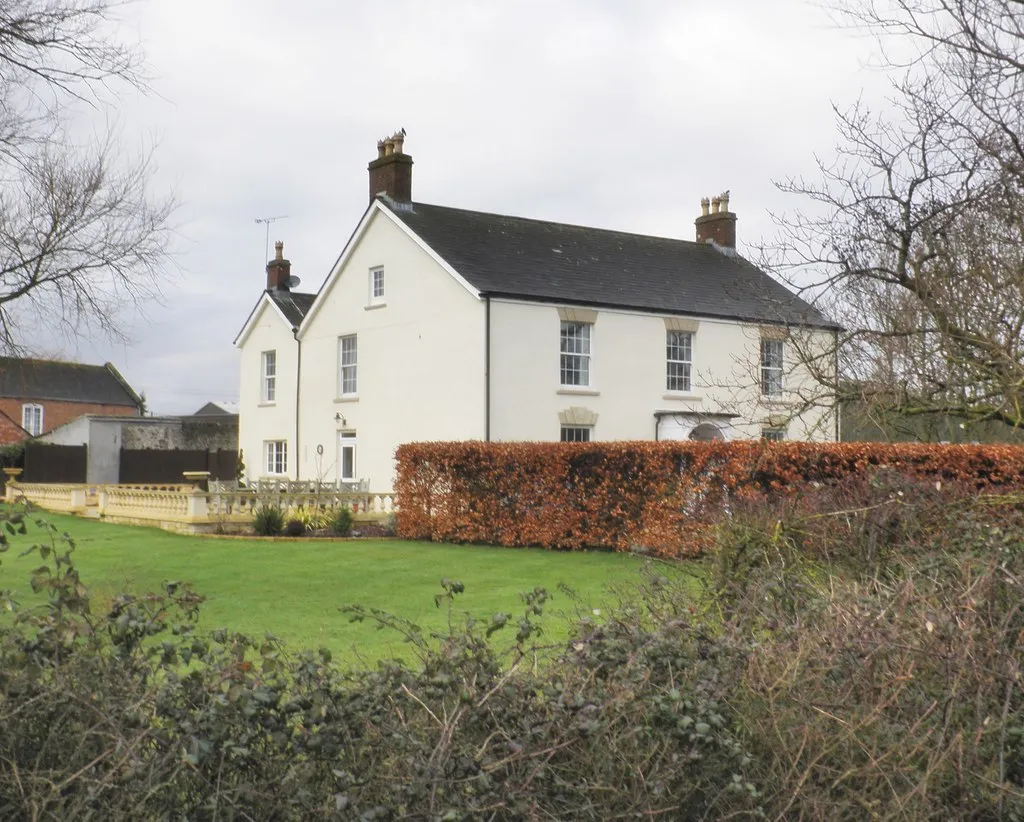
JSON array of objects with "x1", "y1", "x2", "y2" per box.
[
  {"x1": 23, "y1": 443, "x2": 87, "y2": 483},
  {"x1": 119, "y1": 448, "x2": 238, "y2": 484}
]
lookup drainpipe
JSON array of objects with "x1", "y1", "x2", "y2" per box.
[
  {"x1": 294, "y1": 329, "x2": 302, "y2": 480},
  {"x1": 485, "y1": 295, "x2": 491, "y2": 441},
  {"x1": 833, "y1": 328, "x2": 840, "y2": 442}
]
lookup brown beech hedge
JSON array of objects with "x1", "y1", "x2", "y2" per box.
[{"x1": 394, "y1": 441, "x2": 1024, "y2": 556}]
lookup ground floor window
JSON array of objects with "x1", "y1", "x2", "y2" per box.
[
  {"x1": 560, "y1": 425, "x2": 592, "y2": 443},
  {"x1": 338, "y1": 431, "x2": 357, "y2": 481},
  {"x1": 761, "y1": 427, "x2": 786, "y2": 442},
  {"x1": 264, "y1": 440, "x2": 287, "y2": 474}
]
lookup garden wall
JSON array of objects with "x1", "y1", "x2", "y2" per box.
[{"x1": 394, "y1": 441, "x2": 1024, "y2": 556}]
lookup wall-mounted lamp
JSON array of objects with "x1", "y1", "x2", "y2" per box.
[{"x1": 335, "y1": 412, "x2": 346, "y2": 425}]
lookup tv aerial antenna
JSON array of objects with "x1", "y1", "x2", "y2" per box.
[{"x1": 254, "y1": 215, "x2": 289, "y2": 265}]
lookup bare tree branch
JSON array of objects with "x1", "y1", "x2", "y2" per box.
[{"x1": 765, "y1": 0, "x2": 1024, "y2": 439}]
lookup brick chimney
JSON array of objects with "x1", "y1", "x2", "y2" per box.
[
  {"x1": 368, "y1": 129, "x2": 412, "y2": 203},
  {"x1": 266, "y1": 241, "x2": 291, "y2": 291},
  {"x1": 694, "y1": 191, "x2": 737, "y2": 252}
]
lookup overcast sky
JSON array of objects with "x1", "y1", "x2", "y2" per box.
[{"x1": 61, "y1": 0, "x2": 894, "y2": 414}]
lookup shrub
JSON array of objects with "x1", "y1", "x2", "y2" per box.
[
  {"x1": 283, "y1": 518, "x2": 305, "y2": 537},
  {"x1": 330, "y1": 506, "x2": 354, "y2": 536},
  {"x1": 252, "y1": 503, "x2": 284, "y2": 536},
  {"x1": 4, "y1": 494, "x2": 1024, "y2": 819},
  {"x1": 708, "y1": 478, "x2": 1024, "y2": 819},
  {"x1": 286, "y1": 505, "x2": 332, "y2": 531},
  {"x1": 395, "y1": 440, "x2": 1024, "y2": 556}
]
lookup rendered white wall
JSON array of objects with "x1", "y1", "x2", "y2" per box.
[
  {"x1": 237, "y1": 301, "x2": 299, "y2": 481},
  {"x1": 295, "y1": 208, "x2": 485, "y2": 490},
  {"x1": 488, "y1": 299, "x2": 835, "y2": 443}
]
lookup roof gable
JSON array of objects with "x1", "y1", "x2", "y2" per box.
[
  {"x1": 0, "y1": 358, "x2": 142, "y2": 407},
  {"x1": 297, "y1": 199, "x2": 480, "y2": 336},
  {"x1": 233, "y1": 289, "x2": 315, "y2": 347},
  {"x1": 389, "y1": 202, "x2": 836, "y2": 328}
]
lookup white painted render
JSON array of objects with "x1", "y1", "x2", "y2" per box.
[
  {"x1": 293, "y1": 209, "x2": 485, "y2": 489},
  {"x1": 236, "y1": 300, "x2": 300, "y2": 480},
  {"x1": 488, "y1": 299, "x2": 835, "y2": 444}
]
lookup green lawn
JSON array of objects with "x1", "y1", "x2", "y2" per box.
[{"x1": 0, "y1": 512, "x2": 671, "y2": 664}]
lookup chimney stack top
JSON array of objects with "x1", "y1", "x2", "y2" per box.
[
  {"x1": 266, "y1": 240, "x2": 292, "y2": 290},
  {"x1": 694, "y1": 190, "x2": 737, "y2": 253},
  {"x1": 368, "y1": 129, "x2": 413, "y2": 204}
]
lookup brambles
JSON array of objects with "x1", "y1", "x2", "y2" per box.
[{"x1": 4, "y1": 483, "x2": 1024, "y2": 819}]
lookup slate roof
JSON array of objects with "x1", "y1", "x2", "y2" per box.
[
  {"x1": 0, "y1": 358, "x2": 142, "y2": 407},
  {"x1": 268, "y1": 290, "x2": 316, "y2": 328},
  {"x1": 390, "y1": 201, "x2": 836, "y2": 328},
  {"x1": 193, "y1": 401, "x2": 239, "y2": 416}
]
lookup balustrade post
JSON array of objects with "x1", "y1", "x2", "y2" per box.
[
  {"x1": 69, "y1": 487, "x2": 87, "y2": 511},
  {"x1": 186, "y1": 487, "x2": 208, "y2": 519}
]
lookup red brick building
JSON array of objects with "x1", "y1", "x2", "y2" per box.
[{"x1": 0, "y1": 358, "x2": 143, "y2": 444}]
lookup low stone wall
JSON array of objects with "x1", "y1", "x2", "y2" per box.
[{"x1": 7, "y1": 481, "x2": 398, "y2": 535}]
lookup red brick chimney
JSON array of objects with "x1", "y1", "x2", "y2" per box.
[
  {"x1": 694, "y1": 191, "x2": 737, "y2": 252},
  {"x1": 368, "y1": 129, "x2": 412, "y2": 203},
  {"x1": 266, "y1": 241, "x2": 291, "y2": 290}
]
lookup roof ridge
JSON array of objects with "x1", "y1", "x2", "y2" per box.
[
  {"x1": 409, "y1": 201, "x2": 707, "y2": 247},
  {"x1": 0, "y1": 356, "x2": 111, "y2": 370}
]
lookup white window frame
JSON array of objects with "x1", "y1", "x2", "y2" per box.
[
  {"x1": 666, "y1": 330, "x2": 693, "y2": 392},
  {"x1": 369, "y1": 266, "x2": 385, "y2": 305},
  {"x1": 560, "y1": 321, "x2": 592, "y2": 387},
  {"x1": 22, "y1": 403, "x2": 43, "y2": 436},
  {"x1": 264, "y1": 440, "x2": 287, "y2": 475},
  {"x1": 760, "y1": 339, "x2": 784, "y2": 397},
  {"x1": 560, "y1": 425, "x2": 592, "y2": 443},
  {"x1": 338, "y1": 334, "x2": 358, "y2": 397},
  {"x1": 761, "y1": 427, "x2": 786, "y2": 442},
  {"x1": 261, "y1": 350, "x2": 277, "y2": 403},
  {"x1": 338, "y1": 431, "x2": 357, "y2": 482}
]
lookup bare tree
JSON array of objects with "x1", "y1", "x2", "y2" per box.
[
  {"x1": 0, "y1": 0, "x2": 173, "y2": 352},
  {"x1": 769, "y1": 0, "x2": 1024, "y2": 437}
]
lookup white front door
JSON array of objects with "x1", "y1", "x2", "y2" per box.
[{"x1": 337, "y1": 431, "x2": 357, "y2": 484}]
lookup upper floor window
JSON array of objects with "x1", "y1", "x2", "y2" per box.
[
  {"x1": 560, "y1": 321, "x2": 592, "y2": 387},
  {"x1": 338, "y1": 334, "x2": 358, "y2": 396},
  {"x1": 264, "y1": 440, "x2": 287, "y2": 475},
  {"x1": 261, "y1": 350, "x2": 276, "y2": 403},
  {"x1": 22, "y1": 403, "x2": 42, "y2": 436},
  {"x1": 666, "y1": 330, "x2": 693, "y2": 392},
  {"x1": 369, "y1": 266, "x2": 385, "y2": 304},
  {"x1": 761, "y1": 427, "x2": 786, "y2": 442},
  {"x1": 760, "y1": 339, "x2": 784, "y2": 397}
]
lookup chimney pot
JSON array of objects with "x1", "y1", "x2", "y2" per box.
[
  {"x1": 368, "y1": 130, "x2": 413, "y2": 204},
  {"x1": 274, "y1": 240, "x2": 284, "y2": 261},
  {"x1": 694, "y1": 191, "x2": 737, "y2": 251}
]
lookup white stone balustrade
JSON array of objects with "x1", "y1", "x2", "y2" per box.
[
  {"x1": 7, "y1": 482, "x2": 89, "y2": 513},
  {"x1": 9, "y1": 481, "x2": 398, "y2": 534}
]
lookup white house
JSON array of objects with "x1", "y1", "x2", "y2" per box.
[{"x1": 234, "y1": 134, "x2": 838, "y2": 491}]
